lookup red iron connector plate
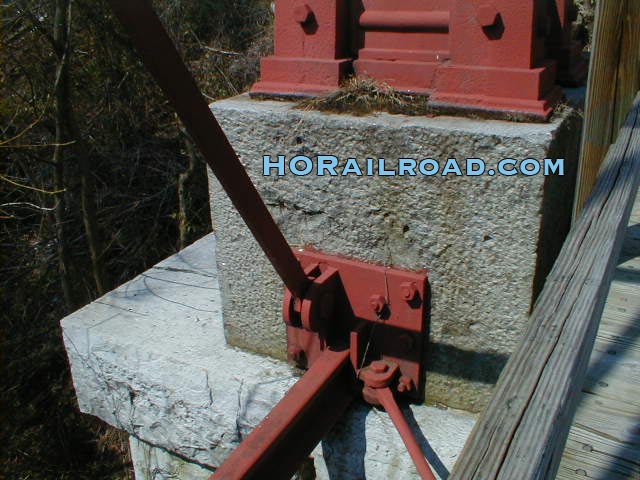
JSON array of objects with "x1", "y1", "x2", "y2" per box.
[{"x1": 284, "y1": 248, "x2": 429, "y2": 402}]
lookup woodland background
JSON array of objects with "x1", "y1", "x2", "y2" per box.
[
  {"x1": 1, "y1": 1, "x2": 271, "y2": 478},
  {"x1": 1, "y1": 1, "x2": 594, "y2": 479}
]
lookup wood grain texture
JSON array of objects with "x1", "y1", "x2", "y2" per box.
[
  {"x1": 558, "y1": 202, "x2": 640, "y2": 479},
  {"x1": 450, "y1": 93, "x2": 640, "y2": 480},
  {"x1": 574, "y1": 0, "x2": 640, "y2": 216}
]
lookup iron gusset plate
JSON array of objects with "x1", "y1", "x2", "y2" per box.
[{"x1": 286, "y1": 248, "x2": 430, "y2": 402}]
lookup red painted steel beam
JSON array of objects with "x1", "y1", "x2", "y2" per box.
[
  {"x1": 210, "y1": 348, "x2": 355, "y2": 480},
  {"x1": 108, "y1": 0, "x2": 309, "y2": 298}
]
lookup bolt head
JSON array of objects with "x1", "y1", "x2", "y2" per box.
[
  {"x1": 400, "y1": 282, "x2": 418, "y2": 301},
  {"x1": 369, "y1": 294, "x2": 386, "y2": 314},
  {"x1": 293, "y1": 4, "x2": 313, "y2": 24},
  {"x1": 397, "y1": 376, "x2": 414, "y2": 393},
  {"x1": 370, "y1": 360, "x2": 389, "y2": 374},
  {"x1": 477, "y1": 4, "x2": 500, "y2": 27}
]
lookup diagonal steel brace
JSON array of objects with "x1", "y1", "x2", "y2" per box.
[
  {"x1": 107, "y1": 3, "x2": 436, "y2": 479},
  {"x1": 108, "y1": 0, "x2": 309, "y2": 299}
]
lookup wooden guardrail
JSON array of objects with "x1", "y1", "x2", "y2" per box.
[
  {"x1": 573, "y1": 0, "x2": 640, "y2": 216},
  {"x1": 450, "y1": 93, "x2": 640, "y2": 480}
]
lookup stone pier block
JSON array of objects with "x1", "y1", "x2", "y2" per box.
[
  {"x1": 61, "y1": 234, "x2": 475, "y2": 479},
  {"x1": 208, "y1": 95, "x2": 582, "y2": 412},
  {"x1": 130, "y1": 437, "x2": 214, "y2": 480}
]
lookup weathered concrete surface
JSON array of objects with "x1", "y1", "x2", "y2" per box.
[
  {"x1": 208, "y1": 95, "x2": 582, "y2": 412},
  {"x1": 62, "y1": 234, "x2": 475, "y2": 479},
  {"x1": 130, "y1": 437, "x2": 214, "y2": 480}
]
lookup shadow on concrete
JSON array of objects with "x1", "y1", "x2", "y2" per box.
[
  {"x1": 427, "y1": 343, "x2": 509, "y2": 384},
  {"x1": 403, "y1": 405, "x2": 451, "y2": 479},
  {"x1": 322, "y1": 403, "x2": 367, "y2": 480},
  {"x1": 321, "y1": 401, "x2": 451, "y2": 480}
]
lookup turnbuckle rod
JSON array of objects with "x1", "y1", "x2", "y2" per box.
[
  {"x1": 377, "y1": 387, "x2": 437, "y2": 480},
  {"x1": 108, "y1": 0, "x2": 309, "y2": 298},
  {"x1": 210, "y1": 348, "x2": 355, "y2": 480}
]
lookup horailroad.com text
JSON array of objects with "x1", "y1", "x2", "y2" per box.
[{"x1": 263, "y1": 156, "x2": 565, "y2": 177}]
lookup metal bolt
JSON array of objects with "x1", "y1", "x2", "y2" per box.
[
  {"x1": 370, "y1": 360, "x2": 388, "y2": 374},
  {"x1": 477, "y1": 4, "x2": 500, "y2": 28},
  {"x1": 400, "y1": 282, "x2": 418, "y2": 301},
  {"x1": 369, "y1": 294, "x2": 386, "y2": 314},
  {"x1": 293, "y1": 4, "x2": 313, "y2": 24},
  {"x1": 397, "y1": 376, "x2": 414, "y2": 393}
]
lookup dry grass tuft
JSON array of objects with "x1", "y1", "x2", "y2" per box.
[
  {"x1": 295, "y1": 77, "x2": 433, "y2": 116},
  {"x1": 293, "y1": 76, "x2": 553, "y2": 123}
]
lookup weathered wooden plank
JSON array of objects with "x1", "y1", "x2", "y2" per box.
[
  {"x1": 605, "y1": 284, "x2": 640, "y2": 303},
  {"x1": 582, "y1": 356, "x2": 640, "y2": 407},
  {"x1": 557, "y1": 428, "x2": 640, "y2": 480},
  {"x1": 592, "y1": 337, "x2": 640, "y2": 361},
  {"x1": 573, "y1": 0, "x2": 640, "y2": 215},
  {"x1": 598, "y1": 311, "x2": 640, "y2": 339},
  {"x1": 572, "y1": 394, "x2": 640, "y2": 446},
  {"x1": 450, "y1": 94, "x2": 640, "y2": 480}
]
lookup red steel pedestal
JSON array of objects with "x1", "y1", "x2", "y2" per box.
[
  {"x1": 251, "y1": 0, "x2": 353, "y2": 96},
  {"x1": 251, "y1": 0, "x2": 587, "y2": 119}
]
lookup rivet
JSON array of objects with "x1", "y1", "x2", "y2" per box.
[{"x1": 293, "y1": 4, "x2": 313, "y2": 24}]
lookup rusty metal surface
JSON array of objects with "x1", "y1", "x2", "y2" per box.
[
  {"x1": 108, "y1": 0, "x2": 309, "y2": 298},
  {"x1": 358, "y1": 360, "x2": 437, "y2": 480},
  {"x1": 251, "y1": 0, "x2": 352, "y2": 96},
  {"x1": 209, "y1": 348, "x2": 354, "y2": 480},
  {"x1": 252, "y1": 0, "x2": 587, "y2": 119},
  {"x1": 283, "y1": 249, "x2": 430, "y2": 402}
]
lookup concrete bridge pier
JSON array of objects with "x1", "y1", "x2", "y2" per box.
[{"x1": 61, "y1": 94, "x2": 583, "y2": 479}]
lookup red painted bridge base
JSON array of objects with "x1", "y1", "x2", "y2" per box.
[{"x1": 251, "y1": 0, "x2": 587, "y2": 120}]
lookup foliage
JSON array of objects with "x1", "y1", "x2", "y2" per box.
[
  {"x1": 577, "y1": 0, "x2": 596, "y2": 46},
  {"x1": 0, "y1": 1, "x2": 272, "y2": 478}
]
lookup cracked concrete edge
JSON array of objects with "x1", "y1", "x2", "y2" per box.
[
  {"x1": 130, "y1": 436, "x2": 214, "y2": 480},
  {"x1": 61, "y1": 234, "x2": 475, "y2": 479}
]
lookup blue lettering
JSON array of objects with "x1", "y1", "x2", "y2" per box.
[
  {"x1": 263, "y1": 155, "x2": 285, "y2": 176},
  {"x1": 342, "y1": 158, "x2": 363, "y2": 176},
  {"x1": 419, "y1": 159, "x2": 439, "y2": 176},
  {"x1": 398, "y1": 158, "x2": 417, "y2": 176},
  {"x1": 442, "y1": 158, "x2": 463, "y2": 176},
  {"x1": 290, "y1": 155, "x2": 313, "y2": 176},
  {"x1": 498, "y1": 159, "x2": 517, "y2": 176},
  {"x1": 317, "y1": 155, "x2": 338, "y2": 176},
  {"x1": 520, "y1": 158, "x2": 540, "y2": 176},
  {"x1": 466, "y1": 158, "x2": 485, "y2": 176}
]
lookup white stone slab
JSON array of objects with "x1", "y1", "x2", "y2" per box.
[
  {"x1": 130, "y1": 437, "x2": 214, "y2": 480},
  {"x1": 62, "y1": 234, "x2": 475, "y2": 479}
]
